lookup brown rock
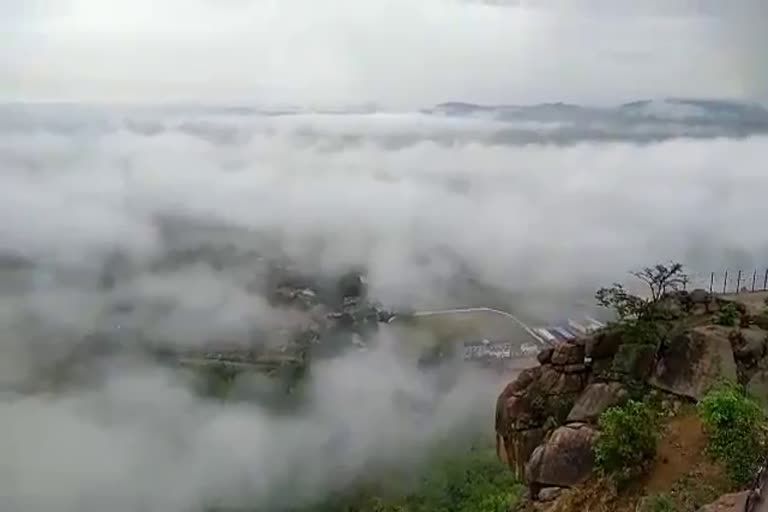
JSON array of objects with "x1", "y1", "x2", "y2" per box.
[
  {"x1": 747, "y1": 370, "x2": 768, "y2": 412},
  {"x1": 561, "y1": 364, "x2": 588, "y2": 374},
  {"x1": 551, "y1": 342, "x2": 585, "y2": 366},
  {"x1": 525, "y1": 424, "x2": 599, "y2": 487},
  {"x1": 539, "y1": 366, "x2": 586, "y2": 395},
  {"x1": 498, "y1": 428, "x2": 547, "y2": 480},
  {"x1": 649, "y1": 325, "x2": 738, "y2": 400},
  {"x1": 611, "y1": 343, "x2": 657, "y2": 380},
  {"x1": 537, "y1": 348, "x2": 554, "y2": 365},
  {"x1": 586, "y1": 329, "x2": 623, "y2": 360},
  {"x1": 733, "y1": 328, "x2": 767, "y2": 362},
  {"x1": 566, "y1": 382, "x2": 628, "y2": 423},
  {"x1": 696, "y1": 491, "x2": 749, "y2": 512}
]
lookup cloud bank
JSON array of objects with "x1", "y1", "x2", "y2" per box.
[{"x1": 1, "y1": 101, "x2": 768, "y2": 510}]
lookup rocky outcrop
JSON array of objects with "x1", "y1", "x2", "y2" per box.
[
  {"x1": 566, "y1": 382, "x2": 628, "y2": 423},
  {"x1": 525, "y1": 423, "x2": 599, "y2": 488},
  {"x1": 496, "y1": 344, "x2": 589, "y2": 479},
  {"x1": 649, "y1": 325, "x2": 738, "y2": 400}
]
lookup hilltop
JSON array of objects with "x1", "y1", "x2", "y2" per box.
[{"x1": 497, "y1": 264, "x2": 768, "y2": 512}]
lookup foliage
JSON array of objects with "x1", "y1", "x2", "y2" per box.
[
  {"x1": 596, "y1": 262, "x2": 686, "y2": 323},
  {"x1": 713, "y1": 302, "x2": 739, "y2": 327},
  {"x1": 631, "y1": 262, "x2": 686, "y2": 302},
  {"x1": 639, "y1": 493, "x2": 678, "y2": 512},
  {"x1": 596, "y1": 283, "x2": 649, "y2": 321},
  {"x1": 290, "y1": 447, "x2": 523, "y2": 512},
  {"x1": 594, "y1": 400, "x2": 659, "y2": 485},
  {"x1": 697, "y1": 383, "x2": 767, "y2": 485}
]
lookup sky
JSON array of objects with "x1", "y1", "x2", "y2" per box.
[{"x1": 1, "y1": 0, "x2": 766, "y2": 106}]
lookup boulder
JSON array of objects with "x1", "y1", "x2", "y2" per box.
[
  {"x1": 525, "y1": 424, "x2": 599, "y2": 487},
  {"x1": 611, "y1": 343, "x2": 657, "y2": 380},
  {"x1": 551, "y1": 342, "x2": 585, "y2": 366},
  {"x1": 537, "y1": 348, "x2": 554, "y2": 365},
  {"x1": 586, "y1": 329, "x2": 623, "y2": 360},
  {"x1": 747, "y1": 370, "x2": 768, "y2": 412},
  {"x1": 498, "y1": 427, "x2": 547, "y2": 480},
  {"x1": 696, "y1": 491, "x2": 750, "y2": 512},
  {"x1": 566, "y1": 382, "x2": 628, "y2": 423},
  {"x1": 538, "y1": 366, "x2": 586, "y2": 395},
  {"x1": 690, "y1": 288, "x2": 711, "y2": 304},
  {"x1": 733, "y1": 328, "x2": 767, "y2": 363},
  {"x1": 649, "y1": 326, "x2": 738, "y2": 399}
]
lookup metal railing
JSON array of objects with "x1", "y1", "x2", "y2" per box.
[{"x1": 682, "y1": 268, "x2": 768, "y2": 295}]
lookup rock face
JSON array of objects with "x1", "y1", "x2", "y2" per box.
[
  {"x1": 649, "y1": 325, "x2": 738, "y2": 399},
  {"x1": 496, "y1": 359, "x2": 588, "y2": 479},
  {"x1": 747, "y1": 370, "x2": 768, "y2": 412},
  {"x1": 566, "y1": 382, "x2": 628, "y2": 423},
  {"x1": 525, "y1": 424, "x2": 599, "y2": 488}
]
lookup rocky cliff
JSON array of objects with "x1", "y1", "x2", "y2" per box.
[{"x1": 496, "y1": 289, "x2": 768, "y2": 510}]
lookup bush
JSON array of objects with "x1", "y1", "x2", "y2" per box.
[
  {"x1": 697, "y1": 383, "x2": 766, "y2": 485},
  {"x1": 594, "y1": 400, "x2": 659, "y2": 484},
  {"x1": 713, "y1": 303, "x2": 739, "y2": 327},
  {"x1": 640, "y1": 493, "x2": 678, "y2": 512}
]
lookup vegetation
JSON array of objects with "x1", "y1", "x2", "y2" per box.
[
  {"x1": 697, "y1": 383, "x2": 767, "y2": 485},
  {"x1": 596, "y1": 261, "x2": 687, "y2": 347},
  {"x1": 639, "y1": 493, "x2": 678, "y2": 512},
  {"x1": 594, "y1": 400, "x2": 659, "y2": 485},
  {"x1": 713, "y1": 302, "x2": 739, "y2": 327},
  {"x1": 301, "y1": 447, "x2": 523, "y2": 512}
]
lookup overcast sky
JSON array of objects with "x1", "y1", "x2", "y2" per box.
[{"x1": 1, "y1": 0, "x2": 766, "y2": 106}]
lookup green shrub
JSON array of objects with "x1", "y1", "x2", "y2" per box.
[
  {"x1": 640, "y1": 493, "x2": 678, "y2": 512},
  {"x1": 594, "y1": 400, "x2": 659, "y2": 484},
  {"x1": 697, "y1": 383, "x2": 766, "y2": 485},
  {"x1": 713, "y1": 303, "x2": 739, "y2": 327}
]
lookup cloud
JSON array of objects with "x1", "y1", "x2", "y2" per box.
[
  {"x1": 3, "y1": 106, "x2": 768, "y2": 510},
  {"x1": 0, "y1": 331, "x2": 498, "y2": 512},
  {"x1": 1, "y1": 0, "x2": 764, "y2": 105}
]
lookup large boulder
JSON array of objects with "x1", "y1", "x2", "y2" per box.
[
  {"x1": 585, "y1": 329, "x2": 624, "y2": 360},
  {"x1": 649, "y1": 326, "x2": 738, "y2": 399},
  {"x1": 611, "y1": 343, "x2": 657, "y2": 380},
  {"x1": 566, "y1": 382, "x2": 628, "y2": 423},
  {"x1": 733, "y1": 328, "x2": 767, "y2": 364},
  {"x1": 525, "y1": 423, "x2": 599, "y2": 487},
  {"x1": 747, "y1": 370, "x2": 768, "y2": 412},
  {"x1": 551, "y1": 342, "x2": 584, "y2": 366}
]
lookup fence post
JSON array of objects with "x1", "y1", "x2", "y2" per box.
[
  {"x1": 709, "y1": 272, "x2": 715, "y2": 293},
  {"x1": 723, "y1": 271, "x2": 728, "y2": 294},
  {"x1": 752, "y1": 270, "x2": 758, "y2": 292},
  {"x1": 764, "y1": 269, "x2": 768, "y2": 291},
  {"x1": 683, "y1": 275, "x2": 688, "y2": 291},
  {"x1": 736, "y1": 270, "x2": 743, "y2": 293}
]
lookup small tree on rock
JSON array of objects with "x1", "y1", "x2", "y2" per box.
[{"x1": 631, "y1": 262, "x2": 686, "y2": 302}]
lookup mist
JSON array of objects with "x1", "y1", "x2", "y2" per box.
[{"x1": 1, "y1": 0, "x2": 767, "y2": 510}]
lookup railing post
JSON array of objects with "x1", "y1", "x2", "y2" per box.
[
  {"x1": 723, "y1": 271, "x2": 728, "y2": 294},
  {"x1": 710, "y1": 272, "x2": 715, "y2": 293},
  {"x1": 737, "y1": 270, "x2": 743, "y2": 293},
  {"x1": 752, "y1": 270, "x2": 758, "y2": 292}
]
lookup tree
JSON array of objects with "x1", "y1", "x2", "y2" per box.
[{"x1": 631, "y1": 262, "x2": 686, "y2": 302}]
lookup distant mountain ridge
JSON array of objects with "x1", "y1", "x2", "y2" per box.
[{"x1": 423, "y1": 98, "x2": 768, "y2": 126}]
